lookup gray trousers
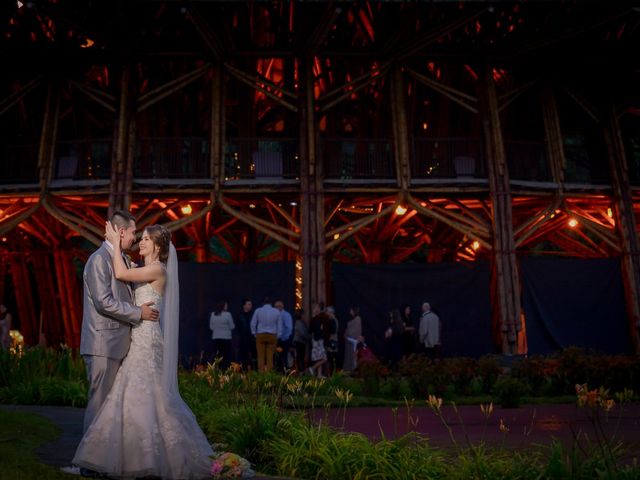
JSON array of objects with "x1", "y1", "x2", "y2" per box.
[{"x1": 82, "y1": 354, "x2": 122, "y2": 432}]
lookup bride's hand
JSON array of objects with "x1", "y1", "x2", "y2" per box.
[{"x1": 105, "y1": 221, "x2": 121, "y2": 247}]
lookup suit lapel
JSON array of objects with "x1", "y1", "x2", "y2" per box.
[{"x1": 103, "y1": 242, "x2": 134, "y2": 300}]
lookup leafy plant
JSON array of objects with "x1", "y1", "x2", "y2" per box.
[{"x1": 492, "y1": 376, "x2": 530, "y2": 408}]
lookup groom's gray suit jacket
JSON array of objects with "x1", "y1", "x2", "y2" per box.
[{"x1": 80, "y1": 242, "x2": 142, "y2": 359}]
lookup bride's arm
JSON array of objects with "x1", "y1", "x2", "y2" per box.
[{"x1": 105, "y1": 221, "x2": 165, "y2": 283}]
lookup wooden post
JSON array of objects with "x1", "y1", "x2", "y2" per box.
[
  {"x1": 31, "y1": 253, "x2": 64, "y2": 346},
  {"x1": 210, "y1": 64, "x2": 224, "y2": 191},
  {"x1": 109, "y1": 64, "x2": 135, "y2": 216},
  {"x1": 11, "y1": 257, "x2": 38, "y2": 345},
  {"x1": 541, "y1": 85, "x2": 566, "y2": 187},
  {"x1": 389, "y1": 65, "x2": 411, "y2": 190},
  {"x1": 604, "y1": 106, "x2": 640, "y2": 352},
  {"x1": 480, "y1": 66, "x2": 521, "y2": 355},
  {"x1": 52, "y1": 249, "x2": 76, "y2": 347},
  {"x1": 299, "y1": 56, "x2": 325, "y2": 314},
  {"x1": 37, "y1": 80, "x2": 60, "y2": 192}
]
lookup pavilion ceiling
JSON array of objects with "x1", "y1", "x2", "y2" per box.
[{"x1": 1, "y1": 1, "x2": 639, "y2": 262}]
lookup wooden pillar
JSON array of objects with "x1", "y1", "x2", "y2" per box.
[
  {"x1": 541, "y1": 85, "x2": 566, "y2": 187},
  {"x1": 52, "y1": 249, "x2": 76, "y2": 347},
  {"x1": 37, "y1": 80, "x2": 60, "y2": 192},
  {"x1": 480, "y1": 67, "x2": 521, "y2": 354},
  {"x1": 604, "y1": 107, "x2": 640, "y2": 352},
  {"x1": 31, "y1": 253, "x2": 64, "y2": 346},
  {"x1": 11, "y1": 257, "x2": 38, "y2": 345},
  {"x1": 210, "y1": 63, "x2": 224, "y2": 191},
  {"x1": 299, "y1": 56, "x2": 325, "y2": 314},
  {"x1": 109, "y1": 64, "x2": 135, "y2": 216},
  {"x1": 389, "y1": 65, "x2": 411, "y2": 190}
]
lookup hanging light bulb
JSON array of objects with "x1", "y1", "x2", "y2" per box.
[{"x1": 395, "y1": 205, "x2": 407, "y2": 215}]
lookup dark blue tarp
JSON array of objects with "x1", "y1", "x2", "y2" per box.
[
  {"x1": 178, "y1": 261, "x2": 295, "y2": 363},
  {"x1": 331, "y1": 261, "x2": 493, "y2": 358},
  {"x1": 520, "y1": 257, "x2": 632, "y2": 354}
]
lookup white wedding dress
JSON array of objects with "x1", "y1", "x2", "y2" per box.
[{"x1": 73, "y1": 283, "x2": 213, "y2": 479}]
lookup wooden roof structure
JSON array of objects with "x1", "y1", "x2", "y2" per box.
[{"x1": 1, "y1": 1, "x2": 639, "y2": 353}]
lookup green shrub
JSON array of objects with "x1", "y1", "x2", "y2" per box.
[
  {"x1": 492, "y1": 376, "x2": 530, "y2": 408},
  {"x1": 379, "y1": 376, "x2": 412, "y2": 399}
]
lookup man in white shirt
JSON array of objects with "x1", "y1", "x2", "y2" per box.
[
  {"x1": 419, "y1": 302, "x2": 441, "y2": 359},
  {"x1": 250, "y1": 297, "x2": 282, "y2": 371}
]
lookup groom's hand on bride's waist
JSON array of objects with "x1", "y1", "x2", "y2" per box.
[{"x1": 141, "y1": 302, "x2": 159, "y2": 321}]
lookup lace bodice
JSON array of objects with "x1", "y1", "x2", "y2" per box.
[{"x1": 134, "y1": 282, "x2": 163, "y2": 309}]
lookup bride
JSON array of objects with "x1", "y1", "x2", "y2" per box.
[{"x1": 73, "y1": 223, "x2": 214, "y2": 479}]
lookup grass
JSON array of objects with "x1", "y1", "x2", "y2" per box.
[{"x1": 0, "y1": 408, "x2": 74, "y2": 480}]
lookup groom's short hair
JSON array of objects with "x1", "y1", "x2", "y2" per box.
[{"x1": 110, "y1": 210, "x2": 136, "y2": 230}]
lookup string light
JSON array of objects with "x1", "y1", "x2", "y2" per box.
[
  {"x1": 180, "y1": 204, "x2": 192, "y2": 215},
  {"x1": 568, "y1": 218, "x2": 578, "y2": 228},
  {"x1": 395, "y1": 205, "x2": 407, "y2": 215},
  {"x1": 607, "y1": 208, "x2": 613, "y2": 218},
  {"x1": 472, "y1": 241, "x2": 480, "y2": 250}
]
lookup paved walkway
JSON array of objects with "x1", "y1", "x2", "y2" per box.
[{"x1": 1, "y1": 405, "x2": 290, "y2": 479}]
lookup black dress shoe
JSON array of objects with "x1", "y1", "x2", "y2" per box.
[{"x1": 79, "y1": 467, "x2": 100, "y2": 478}]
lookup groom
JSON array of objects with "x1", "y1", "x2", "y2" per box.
[{"x1": 79, "y1": 209, "x2": 159, "y2": 434}]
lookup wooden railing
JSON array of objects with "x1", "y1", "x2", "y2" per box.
[
  {"x1": 1, "y1": 136, "x2": 625, "y2": 188},
  {"x1": 322, "y1": 138, "x2": 395, "y2": 180},
  {"x1": 134, "y1": 137, "x2": 209, "y2": 179},
  {"x1": 411, "y1": 137, "x2": 484, "y2": 179},
  {"x1": 54, "y1": 139, "x2": 112, "y2": 180},
  {"x1": 505, "y1": 140, "x2": 550, "y2": 182},
  {"x1": 225, "y1": 138, "x2": 299, "y2": 180}
]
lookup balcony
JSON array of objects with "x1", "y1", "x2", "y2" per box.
[
  {"x1": 51, "y1": 139, "x2": 111, "y2": 187},
  {"x1": 0, "y1": 144, "x2": 38, "y2": 186},
  {"x1": 411, "y1": 137, "x2": 485, "y2": 183},
  {"x1": 134, "y1": 137, "x2": 210, "y2": 184},
  {"x1": 323, "y1": 138, "x2": 395, "y2": 182},
  {"x1": 505, "y1": 140, "x2": 552, "y2": 185},
  {"x1": 225, "y1": 138, "x2": 299, "y2": 183}
]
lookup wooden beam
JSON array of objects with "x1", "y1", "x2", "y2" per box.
[
  {"x1": 604, "y1": 106, "x2": 640, "y2": 352},
  {"x1": 389, "y1": 65, "x2": 411, "y2": 190},
  {"x1": 0, "y1": 78, "x2": 41, "y2": 117},
  {"x1": 137, "y1": 64, "x2": 210, "y2": 112},
  {"x1": 480, "y1": 65, "x2": 521, "y2": 354},
  {"x1": 541, "y1": 85, "x2": 566, "y2": 187}
]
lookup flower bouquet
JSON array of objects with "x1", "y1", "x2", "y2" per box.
[{"x1": 210, "y1": 452, "x2": 255, "y2": 479}]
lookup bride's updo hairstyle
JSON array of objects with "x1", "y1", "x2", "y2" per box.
[{"x1": 145, "y1": 225, "x2": 171, "y2": 264}]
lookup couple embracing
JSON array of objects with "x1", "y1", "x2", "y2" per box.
[{"x1": 72, "y1": 210, "x2": 227, "y2": 479}]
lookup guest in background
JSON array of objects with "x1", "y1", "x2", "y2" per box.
[
  {"x1": 343, "y1": 306, "x2": 362, "y2": 372},
  {"x1": 0, "y1": 304, "x2": 12, "y2": 350},
  {"x1": 236, "y1": 299, "x2": 255, "y2": 370},
  {"x1": 325, "y1": 306, "x2": 340, "y2": 375},
  {"x1": 419, "y1": 302, "x2": 441, "y2": 359},
  {"x1": 250, "y1": 297, "x2": 282, "y2": 372},
  {"x1": 401, "y1": 304, "x2": 417, "y2": 355},
  {"x1": 292, "y1": 309, "x2": 310, "y2": 372},
  {"x1": 274, "y1": 299, "x2": 293, "y2": 372},
  {"x1": 386, "y1": 309, "x2": 405, "y2": 370},
  {"x1": 209, "y1": 300, "x2": 235, "y2": 369},
  {"x1": 308, "y1": 302, "x2": 328, "y2": 378}
]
